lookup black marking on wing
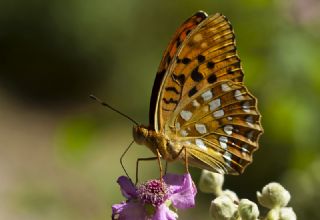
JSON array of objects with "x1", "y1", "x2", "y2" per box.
[
  {"x1": 207, "y1": 61, "x2": 215, "y2": 69},
  {"x1": 207, "y1": 73, "x2": 217, "y2": 83},
  {"x1": 197, "y1": 55, "x2": 206, "y2": 63},
  {"x1": 227, "y1": 63, "x2": 241, "y2": 74},
  {"x1": 194, "y1": 11, "x2": 208, "y2": 24},
  {"x1": 149, "y1": 69, "x2": 166, "y2": 128},
  {"x1": 165, "y1": 86, "x2": 180, "y2": 94},
  {"x1": 188, "y1": 86, "x2": 198, "y2": 97},
  {"x1": 166, "y1": 55, "x2": 172, "y2": 65},
  {"x1": 182, "y1": 57, "x2": 191, "y2": 64},
  {"x1": 163, "y1": 98, "x2": 179, "y2": 105},
  {"x1": 172, "y1": 73, "x2": 186, "y2": 86},
  {"x1": 227, "y1": 68, "x2": 234, "y2": 74},
  {"x1": 176, "y1": 36, "x2": 181, "y2": 48},
  {"x1": 191, "y1": 66, "x2": 204, "y2": 82}
]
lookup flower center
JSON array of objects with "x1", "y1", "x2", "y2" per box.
[{"x1": 137, "y1": 179, "x2": 169, "y2": 207}]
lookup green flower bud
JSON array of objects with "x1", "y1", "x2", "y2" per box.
[
  {"x1": 221, "y1": 190, "x2": 239, "y2": 203},
  {"x1": 265, "y1": 207, "x2": 297, "y2": 220},
  {"x1": 279, "y1": 207, "x2": 296, "y2": 220},
  {"x1": 199, "y1": 169, "x2": 224, "y2": 195},
  {"x1": 238, "y1": 199, "x2": 259, "y2": 220},
  {"x1": 265, "y1": 209, "x2": 279, "y2": 220},
  {"x1": 257, "y1": 182, "x2": 291, "y2": 209},
  {"x1": 210, "y1": 195, "x2": 239, "y2": 220}
]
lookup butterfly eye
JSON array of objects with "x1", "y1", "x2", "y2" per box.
[{"x1": 133, "y1": 126, "x2": 148, "y2": 145}]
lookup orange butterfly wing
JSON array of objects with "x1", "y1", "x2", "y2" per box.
[
  {"x1": 169, "y1": 80, "x2": 263, "y2": 174},
  {"x1": 149, "y1": 11, "x2": 208, "y2": 129},
  {"x1": 153, "y1": 13, "x2": 244, "y2": 131},
  {"x1": 149, "y1": 12, "x2": 263, "y2": 174}
]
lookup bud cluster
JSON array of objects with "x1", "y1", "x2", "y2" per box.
[{"x1": 199, "y1": 170, "x2": 296, "y2": 220}]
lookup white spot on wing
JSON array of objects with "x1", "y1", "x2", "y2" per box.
[
  {"x1": 192, "y1": 100, "x2": 200, "y2": 107},
  {"x1": 246, "y1": 130, "x2": 255, "y2": 141},
  {"x1": 242, "y1": 144, "x2": 249, "y2": 154},
  {"x1": 224, "y1": 151, "x2": 232, "y2": 160},
  {"x1": 175, "y1": 122, "x2": 180, "y2": 131},
  {"x1": 180, "y1": 129, "x2": 188, "y2": 137},
  {"x1": 234, "y1": 90, "x2": 245, "y2": 100},
  {"x1": 201, "y1": 90, "x2": 213, "y2": 101},
  {"x1": 195, "y1": 123, "x2": 207, "y2": 134},
  {"x1": 223, "y1": 151, "x2": 232, "y2": 165},
  {"x1": 219, "y1": 136, "x2": 228, "y2": 149},
  {"x1": 184, "y1": 141, "x2": 191, "y2": 146},
  {"x1": 242, "y1": 101, "x2": 251, "y2": 113},
  {"x1": 209, "y1": 99, "x2": 221, "y2": 111},
  {"x1": 180, "y1": 110, "x2": 192, "y2": 121},
  {"x1": 245, "y1": 116, "x2": 254, "y2": 127},
  {"x1": 221, "y1": 83, "x2": 231, "y2": 92},
  {"x1": 195, "y1": 139, "x2": 207, "y2": 151},
  {"x1": 246, "y1": 115, "x2": 254, "y2": 123},
  {"x1": 227, "y1": 116, "x2": 233, "y2": 121},
  {"x1": 213, "y1": 109, "x2": 224, "y2": 118},
  {"x1": 224, "y1": 125, "x2": 233, "y2": 135}
]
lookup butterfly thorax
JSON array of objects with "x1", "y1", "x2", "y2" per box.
[{"x1": 133, "y1": 125, "x2": 174, "y2": 160}]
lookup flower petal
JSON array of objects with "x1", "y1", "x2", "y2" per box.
[
  {"x1": 112, "y1": 202, "x2": 126, "y2": 219},
  {"x1": 117, "y1": 176, "x2": 137, "y2": 199},
  {"x1": 153, "y1": 204, "x2": 178, "y2": 220},
  {"x1": 112, "y1": 200, "x2": 147, "y2": 220},
  {"x1": 165, "y1": 173, "x2": 197, "y2": 209},
  {"x1": 163, "y1": 173, "x2": 186, "y2": 192}
]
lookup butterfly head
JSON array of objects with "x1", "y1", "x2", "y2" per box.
[{"x1": 133, "y1": 125, "x2": 149, "y2": 145}]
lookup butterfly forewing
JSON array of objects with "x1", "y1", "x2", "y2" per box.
[
  {"x1": 150, "y1": 11, "x2": 208, "y2": 130},
  {"x1": 155, "y1": 13, "x2": 244, "y2": 131}
]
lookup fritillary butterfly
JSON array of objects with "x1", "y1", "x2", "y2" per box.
[{"x1": 133, "y1": 11, "x2": 263, "y2": 175}]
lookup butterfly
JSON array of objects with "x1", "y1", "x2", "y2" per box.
[{"x1": 133, "y1": 11, "x2": 263, "y2": 175}]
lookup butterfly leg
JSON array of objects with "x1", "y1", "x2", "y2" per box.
[
  {"x1": 135, "y1": 156, "x2": 158, "y2": 185},
  {"x1": 120, "y1": 140, "x2": 135, "y2": 181},
  {"x1": 184, "y1": 147, "x2": 189, "y2": 173},
  {"x1": 156, "y1": 149, "x2": 164, "y2": 180},
  {"x1": 171, "y1": 146, "x2": 189, "y2": 173},
  {"x1": 164, "y1": 161, "x2": 168, "y2": 175},
  {"x1": 135, "y1": 149, "x2": 164, "y2": 184}
]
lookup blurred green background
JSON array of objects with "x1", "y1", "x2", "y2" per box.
[{"x1": 1, "y1": 0, "x2": 319, "y2": 219}]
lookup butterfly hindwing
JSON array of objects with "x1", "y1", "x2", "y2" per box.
[{"x1": 168, "y1": 81, "x2": 263, "y2": 174}]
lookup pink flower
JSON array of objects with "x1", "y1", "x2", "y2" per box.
[{"x1": 112, "y1": 173, "x2": 197, "y2": 220}]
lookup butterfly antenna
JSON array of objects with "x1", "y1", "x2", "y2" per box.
[{"x1": 89, "y1": 94, "x2": 139, "y2": 125}]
